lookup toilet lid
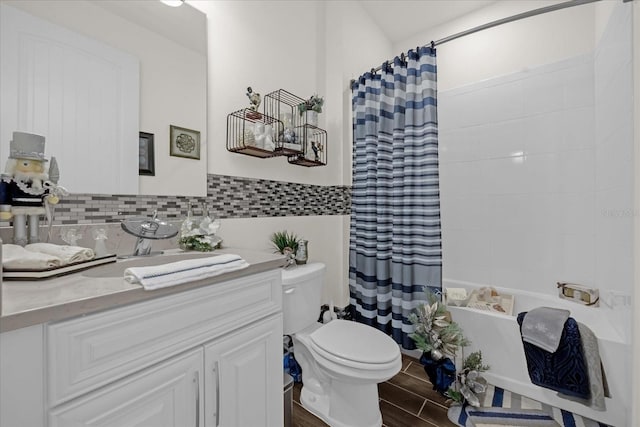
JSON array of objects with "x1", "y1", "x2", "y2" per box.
[{"x1": 309, "y1": 320, "x2": 399, "y2": 364}]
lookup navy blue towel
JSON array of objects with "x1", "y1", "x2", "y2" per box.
[{"x1": 517, "y1": 312, "x2": 590, "y2": 399}]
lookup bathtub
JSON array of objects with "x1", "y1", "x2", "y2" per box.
[{"x1": 445, "y1": 282, "x2": 630, "y2": 427}]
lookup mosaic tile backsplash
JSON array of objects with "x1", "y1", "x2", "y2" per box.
[{"x1": 0, "y1": 174, "x2": 351, "y2": 227}]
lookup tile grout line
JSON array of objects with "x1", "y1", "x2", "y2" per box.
[
  {"x1": 387, "y1": 375, "x2": 451, "y2": 411},
  {"x1": 417, "y1": 398, "x2": 428, "y2": 420},
  {"x1": 379, "y1": 398, "x2": 443, "y2": 427},
  {"x1": 400, "y1": 363, "x2": 452, "y2": 411},
  {"x1": 403, "y1": 362, "x2": 434, "y2": 386}
]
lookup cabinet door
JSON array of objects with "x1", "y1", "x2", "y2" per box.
[
  {"x1": 204, "y1": 314, "x2": 283, "y2": 427},
  {"x1": 49, "y1": 348, "x2": 204, "y2": 427},
  {"x1": 0, "y1": 325, "x2": 45, "y2": 427}
]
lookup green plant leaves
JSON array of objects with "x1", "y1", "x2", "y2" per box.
[{"x1": 270, "y1": 231, "x2": 300, "y2": 254}]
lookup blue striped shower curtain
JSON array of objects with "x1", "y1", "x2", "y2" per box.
[{"x1": 349, "y1": 47, "x2": 442, "y2": 349}]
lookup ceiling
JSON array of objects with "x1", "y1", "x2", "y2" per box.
[
  {"x1": 93, "y1": 0, "x2": 207, "y2": 54},
  {"x1": 359, "y1": 0, "x2": 498, "y2": 44}
]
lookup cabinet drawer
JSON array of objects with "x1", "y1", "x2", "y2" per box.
[{"x1": 47, "y1": 269, "x2": 281, "y2": 406}]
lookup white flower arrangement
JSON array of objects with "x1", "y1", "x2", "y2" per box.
[
  {"x1": 409, "y1": 290, "x2": 468, "y2": 360},
  {"x1": 409, "y1": 288, "x2": 489, "y2": 407},
  {"x1": 179, "y1": 215, "x2": 221, "y2": 252}
]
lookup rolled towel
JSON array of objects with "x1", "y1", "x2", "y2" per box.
[
  {"x1": 2, "y1": 243, "x2": 62, "y2": 270},
  {"x1": 25, "y1": 243, "x2": 95, "y2": 265},
  {"x1": 521, "y1": 307, "x2": 570, "y2": 352},
  {"x1": 124, "y1": 254, "x2": 249, "y2": 291}
]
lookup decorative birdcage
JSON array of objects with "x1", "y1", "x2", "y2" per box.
[
  {"x1": 262, "y1": 89, "x2": 306, "y2": 156},
  {"x1": 226, "y1": 108, "x2": 281, "y2": 158},
  {"x1": 227, "y1": 89, "x2": 327, "y2": 166},
  {"x1": 287, "y1": 124, "x2": 327, "y2": 167}
]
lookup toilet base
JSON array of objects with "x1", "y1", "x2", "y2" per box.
[{"x1": 300, "y1": 378, "x2": 383, "y2": 427}]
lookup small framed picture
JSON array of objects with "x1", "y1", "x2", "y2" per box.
[
  {"x1": 138, "y1": 131, "x2": 155, "y2": 176},
  {"x1": 170, "y1": 125, "x2": 200, "y2": 160}
]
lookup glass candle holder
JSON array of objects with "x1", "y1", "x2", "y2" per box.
[{"x1": 295, "y1": 240, "x2": 308, "y2": 264}]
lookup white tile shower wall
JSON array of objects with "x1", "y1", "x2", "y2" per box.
[
  {"x1": 440, "y1": 0, "x2": 633, "y2": 341},
  {"x1": 593, "y1": 2, "x2": 634, "y2": 341},
  {"x1": 439, "y1": 54, "x2": 599, "y2": 297}
]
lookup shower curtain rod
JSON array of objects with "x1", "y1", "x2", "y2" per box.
[{"x1": 351, "y1": 0, "x2": 603, "y2": 85}]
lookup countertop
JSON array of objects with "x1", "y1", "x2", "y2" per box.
[{"x1": 0, "y1": 248, "x2": 287, "y2": 333}]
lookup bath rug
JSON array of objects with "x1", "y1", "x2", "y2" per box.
[
  {"x1": 447, "y1": 405, "x2": 559, "y2": 427},
  {"x1": 447, "y1": 385, "x2": 612, "y2": 427},
  {"x1": 467, "y1": 407, "x2": 560, "y2": 426}
]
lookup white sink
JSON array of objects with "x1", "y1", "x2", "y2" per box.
[{"x1": 82, "y1": 252, "x2": 216, "y2": 278}]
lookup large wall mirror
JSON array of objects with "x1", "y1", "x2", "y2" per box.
[{"x1": 0, "y1": 0, "x2": 208, "y2": 197}]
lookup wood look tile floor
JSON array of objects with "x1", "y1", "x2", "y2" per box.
[{"x1": 292, "y1": 354, "x2": 458, "y2": 427}]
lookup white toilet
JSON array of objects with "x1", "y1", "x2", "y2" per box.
[{"x1": 282, "y1": 263, "x2": 402, "y2": 427}]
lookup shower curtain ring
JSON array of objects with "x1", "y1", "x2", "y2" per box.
[{"x1": 431, "y1": 40, "x2": 435, "y2": 49}]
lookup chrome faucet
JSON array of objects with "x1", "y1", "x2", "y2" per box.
[{"x1": 121, "y1": 211, "x2": 178, "y2": 257}]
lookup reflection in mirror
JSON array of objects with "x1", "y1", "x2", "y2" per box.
[{"x1": 0, "y1": 0, "x2": 208, "y2": 197}]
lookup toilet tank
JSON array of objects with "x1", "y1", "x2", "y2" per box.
[{"x1": 281, "y1": 262, "x2": 326, "y2": 335}]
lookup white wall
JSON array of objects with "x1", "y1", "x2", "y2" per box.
[
  {"x1": 218, "y1": 216, "x2": 344, "y2": 304},
  {"x1": 394, "y1": 1, "x2": 596, "y2": 92},
  {"x1": 196, "y1": 0, "x2": 329, "y2": 185},
  {"x1": 593, "y1": 1, "x2": 634, "y2": 338},
  {"x1": 191, "y1": 0, "x2": 389, "y2": 306},
  {"x1": 4, "y1": 0, "x2": 208, "y2": 197},
  {"x1": 439, "y1": 54, "x2": 599, "y2": 293},
  {"x1": 436, "y1": 0, "x2": 633, "y2": 313}
]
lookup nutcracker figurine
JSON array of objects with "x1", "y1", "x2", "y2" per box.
[{"x1": 0, "y1": 132, "x2": 63, "y2": 246}]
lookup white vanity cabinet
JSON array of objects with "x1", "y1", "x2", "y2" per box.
[
  {"x1": 204, "y1": 315, "x2": 282, "y2": 427},
  {"x1": 0, "y1": 269, "x2": 284, "y2": 427},
  {"x1": 49, "y1": 348, "x2": 204, "y2": 427}
]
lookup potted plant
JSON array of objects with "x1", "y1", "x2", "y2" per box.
[
  {"x1": 409, "y1": 288, "x2": 489, "y2": 411},
  {"x1": 446, "y1": 350, "x2": 489, "y2": 407},
  {"x1": 270, "y1": 230, "x2": 300, "y2": 265},
  {"x1": 408, "y1": 289, "x2": 468, "y2": 395},
  {"x1": 298, "y1": 94, "x2": 324, "y2": 126}
]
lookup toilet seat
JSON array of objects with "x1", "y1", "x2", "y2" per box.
[
  {"x1": 299, "y1": 320, "x2": 401, "y2": 381},
  {"x1": 310, "y1": 320, "x2": 399, "y2": 366}
]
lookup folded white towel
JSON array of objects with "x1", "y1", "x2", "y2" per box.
[
  {"x1": 2, "y1": 243, "x2": 62, "y2": 270},
  {"x1": 124, "y1": 254, "x2": 250, "y2": 291},
  {"x1": 521, "y1": 307, "x2": 570, "y2": 352},
  {"x1": 25, "y1": 243, "x2": 95, "y2": 264}
]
